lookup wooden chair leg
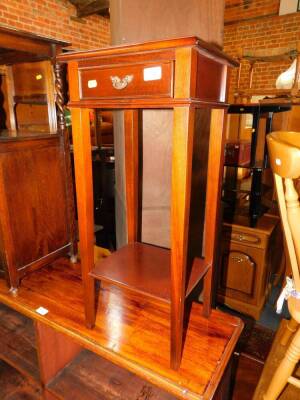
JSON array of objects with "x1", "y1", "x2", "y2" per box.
[
  {"x1": 263, "y1": 327, "x2": 300, "y2": 400},
  {"x1": 281, "y1": 318, "x2": 299, "y2": 346}
]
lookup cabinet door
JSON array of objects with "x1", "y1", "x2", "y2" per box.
[
  {"x1": 219, "y1": 243, "x2": 264, "y2": 304},
  {"x1": 0, "y1": 136, "x2": 70, "y2": 273}
]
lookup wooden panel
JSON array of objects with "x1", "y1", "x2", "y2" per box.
[
  {"x1": 15, "y1": 104, "x2": 49, "y2": 133},
  {"x1": 79, "y1": 62, "x2": 173, "y2": 99},
  {"x1": 12, "y1": 61, "x2": 49, "y2": 96},
  {"x1": 47, "y1": 349, "x2": 176, "y2": 400},
  {"x1": 35, "y1": 321, "x2": 82, "y2": 385},
  {"x1": 0, "y1": 136, "x2": 69, "y2": 271},
  {"x1": 0, "y1": 303, "x2": 39, "y2": 381},
  {"x1": 221, "y1": 250, "x2": 256, "y2": 295},
  {"x1": 0, "y1": 259, "x2": 243, "y2": 400},
  {"x1": 196, "y1": 54, "x2": 227, "y2": 102}
]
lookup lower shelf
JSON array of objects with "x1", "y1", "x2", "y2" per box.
[
  {"x1": 47, "y1": 349, "x2": 176, "y2": 400},
  {"x1": 90, "y1": 242, "x2": 210, "y2": 302},
  {"x1": 0, "y1": 303, "x2": 39, "y2": 381}
]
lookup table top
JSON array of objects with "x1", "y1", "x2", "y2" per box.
[{"x1": 0, "y1": 258, "x2": 243, "y2": 400}]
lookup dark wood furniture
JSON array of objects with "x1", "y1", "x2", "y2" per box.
[
  {"x1": 225, "y1": 103, "x2": 291, "y2": 224},
  {"x1": 218, "y1": 213, "x2": 281, "y2": 320},
  {"x1": 0, "y1": 258, "x2": 243, "y2": 400},
  {"x1": 0, "y1": 133, "x2": 75, "y2": 289},
  {"x1": 0, "y1": 26, "x2": 77, "y2": 290},
  {"x1": 58, "y1": 36, "x2": 237, "y2": 369}
]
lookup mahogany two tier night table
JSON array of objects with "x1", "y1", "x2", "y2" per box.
[{"x1": 58, "y1": 36, "x2": 238, "y2": 369}]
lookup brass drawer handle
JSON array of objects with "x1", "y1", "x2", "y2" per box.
[
  {"x1": 110, "y1": 74, "x2": 133, "y2": 90},
  {"x1": 231, "y1": 232, "x2": 260, "y2": 244},
  {"x1": 231, "y1": 256, "x2": 244, "y2": 263}
]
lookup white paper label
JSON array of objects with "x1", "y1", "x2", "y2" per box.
[
  {"x1": 36, "y1": 306, "x2": 49, "y2": 316},
  {"x1": 88, "y1": 79, "x2": 98, "y2": 88},
  {"x1": 143, "y1": 66, "x2": 162, "y2": 81}
]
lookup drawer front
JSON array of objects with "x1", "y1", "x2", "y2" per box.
[
  {"x1": 223, "y1": 228, "x2": 266, "y2": 249},
  {"x1": 79, "y1": 62, "x2": 173, "y2": 99}
]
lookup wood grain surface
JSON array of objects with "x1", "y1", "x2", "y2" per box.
[
  {"x1": 0, "y1": 303, "x2": 39, "y2": 381},
  {"x1": 0, "y1": 259, "x2": 243, "y2": 400}
]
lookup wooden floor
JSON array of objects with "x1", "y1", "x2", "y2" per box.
[{"x1": 0, "y1": 258, "x2": 243, "y2": 400}]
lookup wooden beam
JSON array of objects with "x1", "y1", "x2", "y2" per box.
[{"x1": 70, "y1": 0, "x2": 109, "y2": 17}]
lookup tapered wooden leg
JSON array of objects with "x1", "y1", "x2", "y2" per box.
[
  {"x1": 71, "y1": 108, "x2": 96, "y2": 328},
  {"x1": 170, "y1": 106, "x2": 195, "y2": 370},
  {"x1": 124, "y1": 110, "x2": 140, "y2": 243},
  {"x1": 203, "y1": 108, "x2": 226, "y2": 316},
  {"x1": 263, "y1": 328, "x2": 300, "y2": 399},
  {"x1": 203, "y1": 268, "x2": 212, "y2": 317},
  {"x1": 281, "y1": 318, "x2": 299, "y2": 346}
]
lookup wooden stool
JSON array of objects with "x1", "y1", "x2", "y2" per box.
[{"x1": 263, "y1": 131, "x2": 300, "y2": 399}]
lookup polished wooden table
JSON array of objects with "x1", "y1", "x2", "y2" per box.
[{"x1": 0, "y1": 258, "x2": 243, "y2": 399}]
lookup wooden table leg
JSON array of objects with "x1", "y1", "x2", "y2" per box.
[
  {"x1": 203, "y1": 108, "x2": 226, "y2": 316},
  {"x1": 71, "y1": 108, "x2": 96, "y2": 328},
  {"x1": 124, "y1": 110, "x2": 140, "y2": 243},
  {"x1": 170, "y1": 106, "x2": 195, "y2": 370}
]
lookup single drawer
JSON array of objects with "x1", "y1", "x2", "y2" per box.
[
  {"x1": 223, "y1": 228, "x2": 266, "y2": 249},
  {"x1": 79, "y1": 62, "x2": 173, "y2": 99}
]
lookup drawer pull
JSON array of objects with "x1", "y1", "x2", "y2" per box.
[
  {"x1": 230, "y1": 232, "x2": 261, "y2": 245},
  {"x1": 110, "y1": 74, "x2": 133, "y2": 90}
]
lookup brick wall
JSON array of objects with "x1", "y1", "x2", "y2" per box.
[
  {"x1": 0, "y1": 0, "x2": 110, "y2": 50},
  {"x1": 224, "y1": 0, "x2": 300, "y2": 100}
]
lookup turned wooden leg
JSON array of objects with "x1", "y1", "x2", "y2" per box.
[
  {"x1": 170, "y1": 106, "x2": 195, "y2": 370},
  {"x1": 71, "y1": 108, "x2": 96, "y2": 328},
  {"x1": 54, "y1": 62, "x2": 78, "y2": 264},
  {"x1": 264, "y1": 327, "x2": 300, "y2": 400},
  {"x1": 281, "y1": 318, "x2": 299, "y2": 346}
]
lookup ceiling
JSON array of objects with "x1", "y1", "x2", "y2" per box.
[{"x1": 68, "y1": 0, "x2": 110, "y2": 18}]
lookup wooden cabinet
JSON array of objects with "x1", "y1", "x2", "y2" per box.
[
  {"x1": 0, "y1": 134, "x2": 74, "y2": 289},
  {"x1": 218, "y1": 214, "x2": 281, "y2": 319},
  {"x1": 0, "y1": 26, "x2": 76, "y2": 290}
]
